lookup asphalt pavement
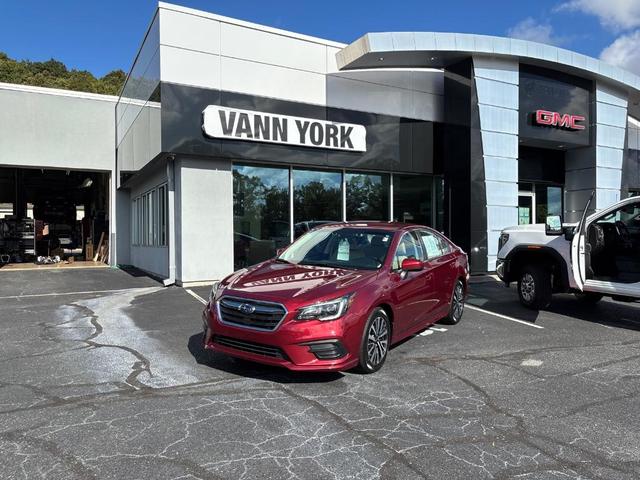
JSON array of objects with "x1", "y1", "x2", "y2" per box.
[{"x1": 0, "y1": 268, "x2": 639, "y2": 479}]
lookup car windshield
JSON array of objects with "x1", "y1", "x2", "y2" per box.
[{"x1": 278, "y1": 227, "x2": 394, "y2": 270}]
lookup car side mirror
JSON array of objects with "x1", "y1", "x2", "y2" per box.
[
  {"x1": 545, "y1": 215, "x2": 563, "y2": 236},
  {"x1": 401, "y1": 258, "x2": 423, "y2": 272}
]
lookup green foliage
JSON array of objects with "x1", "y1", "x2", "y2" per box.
[{"x1": 0, "y1": 51, "x2": 125, "y2": 95}]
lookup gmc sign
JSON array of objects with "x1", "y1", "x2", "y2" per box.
[{"x1": 534, "y1": 110, "x2": 586, "y2": 131}]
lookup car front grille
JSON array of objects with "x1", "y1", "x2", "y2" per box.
[
  {"x1": 213, "y1": 335, "x2": 287, "y2": 359},
  {"x1": 218, "y1": 296, "x2": 287, "y2": 331}
]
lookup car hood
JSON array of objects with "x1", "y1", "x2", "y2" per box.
[
  {"x1": 501, "y1": 222, "x2": 577, "y2": 234},
  {"x1": 222, "y1": 261, "x2": 378, "y2": 304}
]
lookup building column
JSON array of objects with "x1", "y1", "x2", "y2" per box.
[
  {"x1": 565, "y1": 82, "x2": 628, "y2": 222},
  {"x1": 472, "y1": 56, "x2": 519, "y2": 272}
]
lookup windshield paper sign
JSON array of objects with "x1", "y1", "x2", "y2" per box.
[{"x1": 202, "y1": 106, "x2": 367, "y2": 152}]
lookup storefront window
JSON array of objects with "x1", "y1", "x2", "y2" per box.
[
  {"x1": 535, "y1": 185, "x2": 563, "y2": 223},
  {"x1": 393, "y1": 175, "x2": 433, "y2": 225},
  {"x1": 293, "y1": 169, "x2": 342, "y2": 238},
  {"x1": 345, "y1": 172, "x2": 390, "y2": 221},
  {"x1": 233, "y1": 164, "x2": 289, "y2": 270},
  {"x1": 435, "y1": 176, "x2": 445, "y2": 232}
]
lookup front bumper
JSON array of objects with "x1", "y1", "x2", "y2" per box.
[{"x1": 201, "y1": 303, "x2": 362, "y2": 371}]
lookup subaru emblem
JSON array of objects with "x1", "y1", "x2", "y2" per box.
[{"x1": 239, "y1": 303, "x2": 255, "y2": 315}]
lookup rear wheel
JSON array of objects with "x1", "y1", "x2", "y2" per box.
[
  {"x1": 517, "y1": 265, "x2": 552, "y2": 310},
  {"x1": 357, "y1": 308, "x2": 390, "y2": 374},
  {"x1": 574, "y1": 292, "x2": 603, "y2": 304},
  {"x1": 441, "y1": 280, "x2": 465, "y2": 325}
]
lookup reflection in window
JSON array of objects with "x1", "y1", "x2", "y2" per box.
[
  {"x1": 393, "y1": 175, "x2": 433, "y2": 225},
  {"x1": 346, "y1": 172, "x2": 390, "y2": 221},
  {"x1": 233, "y1": 165, "x2": 290, "y2": 270},
  {"x1": 535, "y1": 185, "x2": 563, "y2": 224},
  {"x1": 293, "y1": 169, "x2": 342, "y2": 238}
]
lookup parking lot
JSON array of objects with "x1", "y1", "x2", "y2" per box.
[{"x1": 1, "y1": 268, "x2": 639, "y2": 479}]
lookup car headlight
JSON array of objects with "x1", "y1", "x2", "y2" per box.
[
  {"x1": 208, "y1": 281, "x2": 222, "y2": 304},
  {"x1": 498, "y1": 233, "x2": 510, "y2": 251},
  {"x1": 295, "y1": 294, "x2": 353, "y2": 321}
]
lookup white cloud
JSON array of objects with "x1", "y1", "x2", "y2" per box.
[
  {"x1": 600, "y1": 30, "x2": 640, "y2": 74},
  {"x1": 507, "y1": 17, "x2": 563, "y2": 45},
  {"x1": 557, "y1": 0, "x2": 640, "y2": 31}
]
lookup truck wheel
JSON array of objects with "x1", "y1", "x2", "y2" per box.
[
  {"x1": 517, "y1": 265, "x2": 552, "y2": 310},
  {"x1": 574, "y1": 292, "x2": 603, "y2": 304}
]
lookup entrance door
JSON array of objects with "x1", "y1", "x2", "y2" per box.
[{"x1": 518, "y1": 192, "x2": 536, "y2": 225}]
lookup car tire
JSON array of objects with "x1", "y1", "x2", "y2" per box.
[
  {"x1": 441, "y1": 280, "x2": 465, "y2": 325},
  {"x1": 574, "y1": 292, "x2": 604, "y2": 304},
  {"x1": 517, "y1": 265, "x2": 552, "y2": 310},
  {"x1": 357, "y1": 307, "x2": 391, "y2": 374}
]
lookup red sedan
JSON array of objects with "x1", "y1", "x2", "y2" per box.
[{"x1": 203, "y1": 223, "x2": 469, "y2": 373}]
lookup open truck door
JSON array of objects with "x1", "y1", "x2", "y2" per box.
[{"x1": 570, "y1": 191, "x2": 595, "y2": 292}]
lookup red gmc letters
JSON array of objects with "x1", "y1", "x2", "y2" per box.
[{"x1": 534, "y1": 110, "x2": 586, "y2": 130}]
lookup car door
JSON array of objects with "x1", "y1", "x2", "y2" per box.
[
  {"x1": 570, "y1": 191, "x2": 595, "y2": 292},
  {"x1": 389, "y1": 231, "x2": 432, "y2": 335},
  {"x1": 572, "y1": 195, "x2": 640, "y2": 298},
  {"x1": 417, "y1": 230, "x2": 456, "y2": 320}
]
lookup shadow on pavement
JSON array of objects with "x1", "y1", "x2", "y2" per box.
[
  {"x1": 469, "y1": 279, "x2": 640, "y2": 331},
  {"x1": 187, "y1": 333, "x2": 345, "y2": 383}
]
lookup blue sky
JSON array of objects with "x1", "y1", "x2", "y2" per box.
[{"x1": 1, "y1": 1, "x2": 639, "y2": 76}]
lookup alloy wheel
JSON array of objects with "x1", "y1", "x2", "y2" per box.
[
  {"x1": 366, "y1": 314, "x2": 389, "y2": 367},
  {"x1": 452, "y1": 282, "x2": 464, "y2": 320},
  {"x1": 520, "y1": 273, "x2": 536, "y2": 303}
]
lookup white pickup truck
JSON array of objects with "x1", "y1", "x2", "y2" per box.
[{"x1": 496, "y1": 194, "x2": 640, "y2": 309}]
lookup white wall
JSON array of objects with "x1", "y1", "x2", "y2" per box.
[
  {"x1": 175, "y1": 156, "x2": 233, "y2": 284},
  {"x1": 157, "y1": 2, "x2": 444, "y2": 122},
  {"x1": 0, "y1": 83, "x2": 117, "y2": 172}
]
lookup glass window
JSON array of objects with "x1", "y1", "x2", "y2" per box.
[
  {"x1": 279, "y1": 227, "x2": 393, "y2": 270},
  {"x1": 233, "y1": 164, "x2": 290, "y2": 270},
  {"x1": 535, "y1": 185, "x2": 563, "y2": 224},
  {"x1": 346, "y1": 172, "x2": 390, "y2": 221},
  {"x1": 392, "y1": 232, "x2": 422, "y2": 270},
  {"x1": 393, "y1": 175, "x2": 433, "y2": 225},
  {"x1": 518, "y1": 195, "x2": 533, "y2": 225},
  {"x1": 597, "y1": 201, "x2": 640, "y2": 225},
  {"x1": 293, "y1": 169, "x2": 342, "y2": 239},
  {"x1": 418, "y1": 230, "x2": 448, "y2": 260},
  {"x1": 435, "y1": 176, "x2": 445, "y2": 232}
]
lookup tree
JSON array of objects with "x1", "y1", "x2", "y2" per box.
[{"x1": 0, "y1": 51, "x2": 125, "y2": 95}]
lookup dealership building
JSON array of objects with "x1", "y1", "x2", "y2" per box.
[{"x1": 2, "y1": 1, "x2": 640, "y2": 283}]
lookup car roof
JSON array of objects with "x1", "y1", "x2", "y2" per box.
[{"x1": 318, "y1": 221, "x2": 431, "y2": 232}]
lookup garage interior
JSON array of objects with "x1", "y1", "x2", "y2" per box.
[{"x1": 0, "y1": 167, "x2": 110, "y2": 269}]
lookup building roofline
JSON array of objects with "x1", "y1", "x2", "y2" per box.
[
  {"x1": 337, "y1": 32, "x2": 640, "y2": 96},
  {"x1": 0, "y1": 82, "x2": 119, "y2": 102},
  {"x1": 158, "y1": 1, "x2": 347, "y2": 49}
]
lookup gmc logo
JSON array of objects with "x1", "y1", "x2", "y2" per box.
[{"x1": 534, "y1": 110, "x2": 586, "y2": 130}]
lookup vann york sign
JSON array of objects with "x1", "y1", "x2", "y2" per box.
[{"x1": 202, "y1": 106, "x2": 367, "y2": 152}]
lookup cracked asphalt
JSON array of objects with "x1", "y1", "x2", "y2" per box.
[{"x1": 0, "y1": 268, "x2": 639, "y2": 479}]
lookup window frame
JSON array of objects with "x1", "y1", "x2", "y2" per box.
[
  {"x1": 130, "y1": 182, "x2": 169, "y2": 248},
  {"x1": 391, "y1": 230, "x2": 424, "y2": 271}
]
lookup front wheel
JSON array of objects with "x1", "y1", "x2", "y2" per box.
[
  {"x1": 357, "y1": 307, "x2": 390, "y2": 374},
  {"x1": 441, "y1": 280, "x2": 465, "y2": 325},
  {"x1": 517, "y1": 265, "x2": 552, "y2": 310}
]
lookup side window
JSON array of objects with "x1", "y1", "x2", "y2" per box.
[
  {"x1": 392, "y1": 232, "x2": 422, "y2": 270},
  {"x1": 419, "y1": 230, "x2": 447, "y2": 260}
]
